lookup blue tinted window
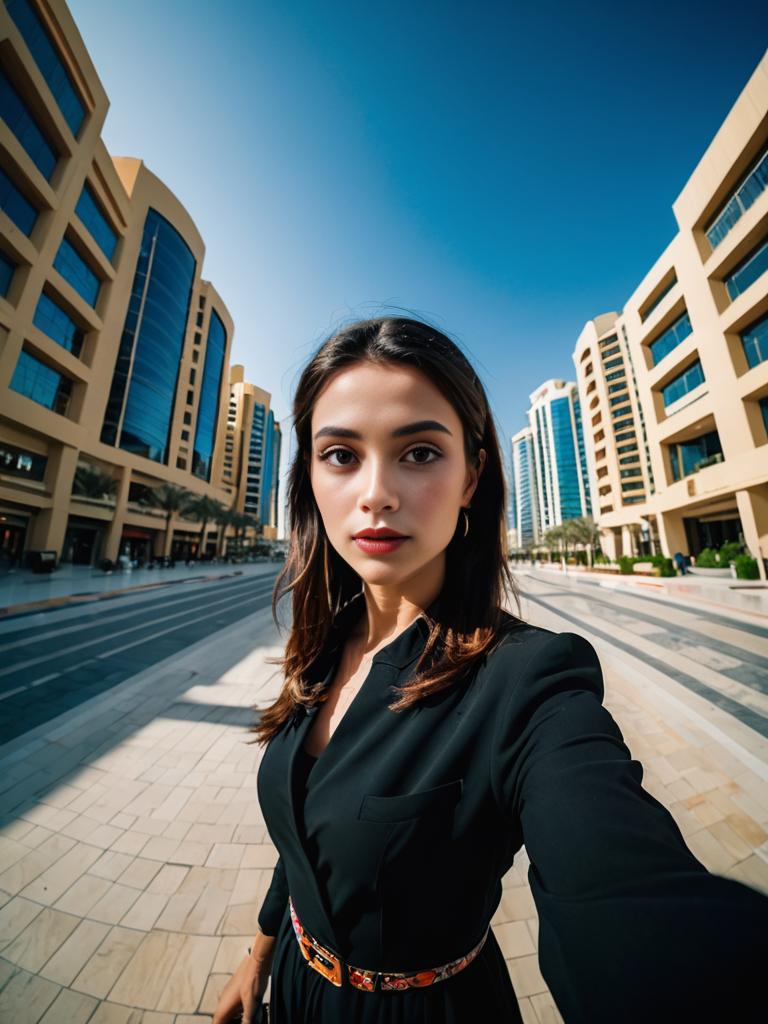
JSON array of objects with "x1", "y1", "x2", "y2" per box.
[
  {"x1": 725, "y1": 236, "x2": 768, "y2": 300},
  {"x1": 261, "y1": 410, "x2": 276, "y2": 524},
  {"x1": 611, "y1": 404, "x2": 632, "y2": 417},
  {"x1": 0, "y1": 166, "x2": 37, "y2": 234},
  {"x1": 192, "y1": 310, "x2": 227, "y2": 481},
  {"x1": 662, "y1": 360, "x2": 705, "y2": 408},
  {"x1": 604, "y1": 357, "x2": 623, "y2": 369},
  {"x1": 75, "y1": 182, "x2": 117, "y2": 260},
  {"x1": 707, "y1": 150, "x2": 768, "y2": 249},
  {"x1": 668, "y1": 429, "x2": 723, "y2": 482},
  {"x1": 760, "y1": 396, "x2": 768, "y2": 438},
  {"x1": 102, "y1": 208, "x2": 196, "y2": 462},
  {"x1": 10, "y1": 349, "x2": 71, "y2": 413},
  {"x1": 0, "y1": 68, "x2": 58, "y2": 179},
  {"x1": 33, "y1": 292, "x2": 84, "y2": 356},
  {"x1": 0, "y1": 251, "x2": 16, "y2": 296},
  {"x1": 649, "y1": 311, "x2": 693, "y2": 366},
  {"x1": 740, "y1": 312, "x2": 768, "y2": 370},
  {"x1": 6, "y1": 0, "x2": 85, "y2": 136},
  {"x1": 53, "y1": 237, "x2": 100, "y2": 305},
  {"x1": 640, "y1": 274, "x2": 678, "y2": 322},
  {"x1": 550, "y1": 397, "x2": 583, "y2": 520}
]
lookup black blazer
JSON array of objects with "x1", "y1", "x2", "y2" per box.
[{"x1": 257, "y1": 591, "x2": 767, "y2": 1022}]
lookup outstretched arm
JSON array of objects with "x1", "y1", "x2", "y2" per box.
[{"x1": 493, "y1": 631, "x2": 768, "y2": 1024}]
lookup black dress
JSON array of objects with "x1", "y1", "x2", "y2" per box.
[
  {"x1": 258, "y1": 591, "x2": 768, "y2": 1023},
  {"x1": 267, "y1": 744, "x2": 521, "y2": 1023}
]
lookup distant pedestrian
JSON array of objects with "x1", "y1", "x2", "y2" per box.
[{"x1": 673, "y1": 551, "x2": 687, "y2": 575}]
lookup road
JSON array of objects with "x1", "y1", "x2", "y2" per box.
[
  {"x1": 0, "y1": 568, "x2": 281, "y2": 745},
  {"x1": 514, "y1": 568, "x2": 768, "y2": 739}
]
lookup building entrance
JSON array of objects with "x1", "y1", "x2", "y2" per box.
[
  {"x1": 684, "y1": 510, "x2": 742, "y2": 555},
  {"x1": 0, "y1": 519, "x2": 27, "y2": 571},
  {"x1": 62, "y1": 517, "x2": 106, "y2": 566}
]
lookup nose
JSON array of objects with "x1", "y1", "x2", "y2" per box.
[{"x1": 357, "y1": 457, "x2": 399, "y2": 514}]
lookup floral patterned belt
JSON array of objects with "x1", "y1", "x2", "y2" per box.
[{"x1": 288, "y1": 896, "x2": 489, "y2": 992}]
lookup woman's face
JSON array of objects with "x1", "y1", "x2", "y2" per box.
[{"x1": 309, "y1": 361, "x2": 485, "y2": 591}]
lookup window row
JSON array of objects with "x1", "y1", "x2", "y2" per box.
[
  {"x1": 6, "y1": 0, "x2": 86, "y2": 136},
  {"x1": 724, "y1": 234, "x2": 768, "y2": 300},
  {"x1": 649, "y1": 310, "x2": 693, "y2": 366},
  {"x1": 706, "y1": 148, "x2": 768, "y2": 250}
]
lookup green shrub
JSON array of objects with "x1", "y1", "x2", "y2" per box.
[
  {"x1": 734, "y1": 554, "x2": 759, "y2": 580},
  {"x1": 695, "y1": 547, "x2": 720, "y2": 568},
  {"x1": 618, "y1": 555, "x2": 635, "y2": 575},
  {"x1": 719, "y1": 541, "x2": 742, "y2": 565}
]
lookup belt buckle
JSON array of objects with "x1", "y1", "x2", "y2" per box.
[{"x1": 300, "y1": 933, "x2": 343, "y2": 987}]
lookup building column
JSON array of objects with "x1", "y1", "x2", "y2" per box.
[
  {"x1": 26, "y1": 445, "x2": 78, "y2": 556},
  {"x1": 621, "y1": 524, "x2": 636, "y2": 558},
  {"x1": 736, "y1": 486, "x2": 768, "y2": 581},
  {"x1": 657, "y1": 509, "x2": 688, "y2": 558},
  {"x1": 103, "y1": 465, "x2": 132, "y2": 562}
]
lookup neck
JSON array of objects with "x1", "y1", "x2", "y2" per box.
[{"x1": 352, "y1": 561, "x2": 444, "y2": 652}]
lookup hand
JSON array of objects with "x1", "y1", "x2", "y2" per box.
[{"x1": 212, "y1": 952, "x2": 270, "y2": 1024}]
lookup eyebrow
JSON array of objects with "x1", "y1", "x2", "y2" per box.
[{"x1": 313, "y1": 419, "x2": 453, "y2": 441}]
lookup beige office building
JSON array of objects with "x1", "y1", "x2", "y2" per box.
[
  {"x1": 226, "y1": 366, "x2": 282, "y2": 540},
  {"x1": 573, "y1": 52, "x2": 768, "y2": 577},
  {"x1": 0, "y1": 0, "x2": 277, "y2": 567}
]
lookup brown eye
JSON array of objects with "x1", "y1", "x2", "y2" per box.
[
  {"x1": 318, "y1": 447, "x2": 356, "y2": 466},
  {"x1": 405, "y1": 446, "x2": 442, "y2": 464}
]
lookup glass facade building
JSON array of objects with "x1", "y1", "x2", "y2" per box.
[
  {"x1": 550, "y1": 397, "x2": 583, "y2": 521},
  {"x1": 260, "y1": 410, "x2": 275, "y2": 525},
  {"x1": 101, "y1": 208, "x2": 196, "y2": 462},
  {"x1": 0, "y1": 67, "x2": 58, "y2": 179},
  {"x1": 512, "y1": 429, "x2": 537, "y2": 548},
  {"x1": 6, "y1": 0, "x2": 86, "y2": 136},
  {"x1": 192, "y1": 310, "x2": 226, "y2": 481}
]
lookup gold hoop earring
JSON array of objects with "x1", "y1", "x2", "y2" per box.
[{"x1": 462, "y1": 509, "x2": 470, "y2": 538}]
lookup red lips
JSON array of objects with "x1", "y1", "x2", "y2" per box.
[{"x1": 353, "y1": 528, "x2": 409, "y2": 538}]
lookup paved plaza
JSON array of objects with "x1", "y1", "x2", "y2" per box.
[{"x1": 0, "y1": 565, "x2": 766, "y2": 1022}]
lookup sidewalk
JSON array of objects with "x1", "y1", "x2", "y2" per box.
[
  {"x1": 0, "y1": 562, "x2": 280, "y2": 621},
  {"x1": 0, "y1": 587, "x2": 766, "y2": 1021},
  {"x1": 526, "y1": 562, "x2": 768, "y2": 620}
]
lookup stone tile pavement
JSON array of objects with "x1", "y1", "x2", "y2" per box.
[{"x1": 0, "y1": 596, "x2": 767, "y2": 1023}]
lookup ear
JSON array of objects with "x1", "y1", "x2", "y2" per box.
[{"x1": 463, "y1": 448, "x2": 486, "y2": 505}]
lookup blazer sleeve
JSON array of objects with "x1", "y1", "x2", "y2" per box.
[
  {"x1": 491, "y1": 630, "x2": 768, "y2": 1024},
  {"x1": 257, "y1": 856, "x2": 289, "y2": 937}
]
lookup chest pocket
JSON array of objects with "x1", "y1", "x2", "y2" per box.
[{"x1": 357, "y1": 778, "x2": 463, "y2": 823}]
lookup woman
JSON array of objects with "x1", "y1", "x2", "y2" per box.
[{"x1": 214, "y1": 316, "x2": 767, "y2": 1024}]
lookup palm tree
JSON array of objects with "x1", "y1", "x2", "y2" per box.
[
  {"x1": 138, "y1": 482, "x2": 195, "y2": 557},
  {"x1": 214, "y1": 505, "x2": 240, "y2": 558},
  {"x1": 183, "y1": 495, "x2": 225, "y2": 559},
  {"x1": 72, "y1": 464, "x2": 118, "y2": 503},
  {"x1": 570, "y1": 516, "x2": 601, "y2": 568}
]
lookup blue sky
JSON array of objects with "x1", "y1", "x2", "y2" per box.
[{"x1": 68, "y1": 1, "x2": 767, "y2": 533}]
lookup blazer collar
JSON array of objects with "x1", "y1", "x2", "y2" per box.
[{"x1": 326, "y1": 588, "x2": 443, "y2": 670}]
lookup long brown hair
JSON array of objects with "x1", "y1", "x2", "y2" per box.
[{"x1": 249, "y1": 316, "x2": 522, "y2": 746}]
